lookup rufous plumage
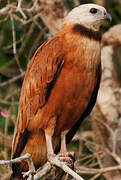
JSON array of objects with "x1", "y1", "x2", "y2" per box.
[{"x1": 10, "y1": 3, "x2": 111, "y2": 179}]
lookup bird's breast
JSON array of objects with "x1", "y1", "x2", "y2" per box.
[
  {"x1": 44, "y1": 62, "x2": 98, "y2": 135},
  {"x1": 30, "y1": 31, "x2": 101, "y2": 136}
]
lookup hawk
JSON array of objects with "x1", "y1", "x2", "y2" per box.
[{"x1": 10, "y1": 3, "x2": 111, "y2": 179}]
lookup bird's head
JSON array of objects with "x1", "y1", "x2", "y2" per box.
[{"x1": 64, "y1": 3, "x2": 112, "y2": 31}]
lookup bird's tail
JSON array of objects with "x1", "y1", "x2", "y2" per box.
[
  {"x1": 10, "y1": 175, "x2": 24, "y2": 180},
  {"x1": 10, "y1": 129, "x2": 60, "y2": 179},
  {"x1": 10, "y1": 162, "x2": 25, "y2": 180}
]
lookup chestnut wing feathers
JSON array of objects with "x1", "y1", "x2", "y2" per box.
[{"x1": 12, "y1": 36, "x2": 64, "y2": 158}]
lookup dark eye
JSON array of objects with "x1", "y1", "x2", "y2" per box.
[{"x1": 90, "y1": 8, "x2": 97, "y2": 14}]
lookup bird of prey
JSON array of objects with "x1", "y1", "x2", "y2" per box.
[{"x1": 10, "y1": 3, "x2": 111, "y2": 179}]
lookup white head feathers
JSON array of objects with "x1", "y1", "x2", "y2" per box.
[{"x1": 64, "y1": 4, "x2": 111, "y2": 30}]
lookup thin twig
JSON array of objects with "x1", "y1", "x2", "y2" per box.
[
  {"x1": 16, "y1": 0, "x2": 27, "y2": 19},
  {"x1": 13, "y1": 13, "x2": 42, "y2": 25},
  {"x1": 77, "y1": 165, "x2": 121, "y2": 174},
  {"x1": 90, "y1": 173, "x2": 101, "y2": 180},
  {"x1": 10, "y1": 15, "x2": 23, "y2": 72},
  {"x1": 22, "y1": 0, "x2": 39, "y2": 13},
  {"x1": 0, "y1": 72, "x2": 25, "y2": 87},
  {"x1": 19, "y1": 23, "x2": 35, "y2": 55},
  {"x1": 0, "y1": 5, "x2": 11, "y2": 16},
  {"x1": 0, "y1": 100, "x2": 18, "y2": 105},
  {"x1": 33, "y1": 162, "x2": 51, "y2": 180},
  {"x1": 0, "y1": 153, "x2": 31, "y2": 165}
]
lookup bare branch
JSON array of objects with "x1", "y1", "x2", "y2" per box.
[
  {"x1": 48, "y1": 156, "x2": 84, "y2": 180},
  {"x1": 77, "y1": 165, "x2": 121, "y2": 175},
  {"x1": 33, "y1": 162, "x2": 51, "y2": 180},
  {"x1": 10, "y1": 15, "x2": 23, "y2": 72},
  {"x1": 16, "y1": 0, "x2": 27, "y2": 19},
  {"x1": 0, "y1": 72, "x2": 25, "y2": 87},
  {"x1": 0, "y1": 153, "x2": 31, "y2": 165},
  {"x1": 0, "y1": 5, "x2": 12, "y2": 16},
  {"x1": 0, "y1": 152, "x2": 85, "y2": 180}
]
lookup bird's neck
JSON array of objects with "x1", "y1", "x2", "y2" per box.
[
  {"x1": 59, "y1": 23, "x2": 102, "y2": 41},
  {"x1": 58, "y1": 23, "x2": 101, "y2": 70}
]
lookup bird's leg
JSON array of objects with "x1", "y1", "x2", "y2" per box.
[
  {"x1": 58, "y1": 131, "x2": 76, "y2": 166},
  {"x1": 45, "y1": 133, "x2": 54, "y2": 156},
  {"x1": 44, "y1": 117, "x2": 57, "y2": 161},
  {"x1": 58, "y1": 131, "x2": 72, "y2": 163},
  {"x1": 45, "y1": 129, "x2": 75, "y2": 171},
  {"x1": 60, "y1": 131, "x2": 68, "y2": 154}
]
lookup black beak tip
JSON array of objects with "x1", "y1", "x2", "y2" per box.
[{"x1": 105, "y1": 13, "x2": 112, "y2": 22}]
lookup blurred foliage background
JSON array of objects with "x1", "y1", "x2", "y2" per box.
[{"x1": 0, "y1": 0, "x2": 121, "y2": 179}]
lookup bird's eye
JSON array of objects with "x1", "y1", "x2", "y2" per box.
[{"x1": 90, "y1": 8, "x2": 97, "y2": 14}]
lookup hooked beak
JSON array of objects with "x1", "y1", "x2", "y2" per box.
[{"x1": 104, "y1": 13, "x2": 112, "y2": 22}]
